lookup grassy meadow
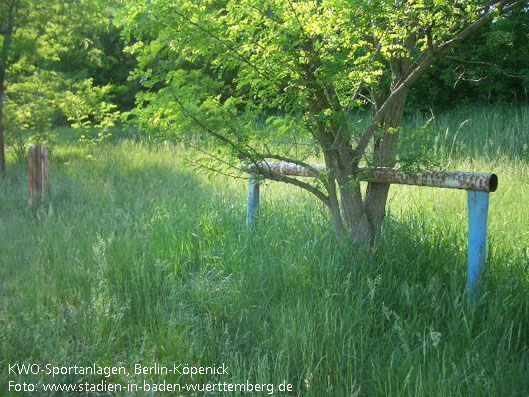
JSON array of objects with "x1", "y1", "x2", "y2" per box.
[{"x1": 1, "y1": 105, "x2": 528, "y2": 395}]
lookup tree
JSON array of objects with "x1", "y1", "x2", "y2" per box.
[{"x1": 123, "y1": 0, "x2": 526, "y2": 245}]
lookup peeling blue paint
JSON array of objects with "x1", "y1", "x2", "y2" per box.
[{"x1": 467, "y1": 190, "x2": 490, "y2": 304}]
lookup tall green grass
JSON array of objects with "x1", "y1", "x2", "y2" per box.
[
  {"x1": 1, "y1": 105, "x2": 528, "y2": 395},
  {"x1": 404, "y1": 104, "x2": 529, "y2": 162}
]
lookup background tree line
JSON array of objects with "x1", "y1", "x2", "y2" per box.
[
  {"x1": 410, "y1": 6, "x2": 529, "y2": 108},
  {"x1": 0, "y1": 0, "x2": 527, "y2": 173},
  {"x1": 0, "y1": 0, "x2": 137, "y2": 170}
]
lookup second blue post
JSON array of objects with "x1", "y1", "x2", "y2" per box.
[{"x1": 246, "y1": 173, "x2": 260, "y2": 227}]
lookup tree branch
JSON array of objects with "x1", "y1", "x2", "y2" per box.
[
  {"x1": 352, "y1": 0, "x2": 525, "y2": 164},
  {"x1": 187, "y1": 157, "x2": 249, "y2": 181},
  {"x1": 256, "y1": 170, "x2": 330, "y2": 207},
  {"x1": 169, "y1": 6, "x2": 282, "y2": 90},
  {"x1": 168, "y1": 86, "x2": 256, "y2": 161}
]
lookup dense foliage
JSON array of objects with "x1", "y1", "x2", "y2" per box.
[
  {"x1": 122, "y1": 0, "x2": 527, "y2": 243},
  {"x1": 0, "y1": 0, "x2": 137, "y2": 167},
  {"x1": 410, "y1": 7, "x2": 529, "y2": 108},
  {"x1": 1, "y1": 1, "x2": 526, "y2": 170}
]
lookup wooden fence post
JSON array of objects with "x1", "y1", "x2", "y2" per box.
[{"x1": 28, "y1": 144, "x2": 50, "y2": 206}]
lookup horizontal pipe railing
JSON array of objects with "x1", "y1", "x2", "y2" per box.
[
  {"x1": 243, "y1": 160, "x2": 498, "y2": 304},
  {"x1": 242, "y1": 161, "x2": 498, "y2": 192}
]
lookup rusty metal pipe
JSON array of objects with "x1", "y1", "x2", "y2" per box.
[
  {"x1": 357, "y1": 168, "x2": 498, "y2": 193},
  {"x1": 243, "y1": 161, "x2": 498, "y2": 193},
  {"x1": 242, "y1": 161, "x2": 325, "y2": 178}
]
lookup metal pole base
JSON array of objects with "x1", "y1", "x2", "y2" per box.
[
  {"x1": 246, "y1": 173, "x2": 260, "y2": 228},
  {"x1": 467, "y1": 190, "x2": 490, "y2": 304}
]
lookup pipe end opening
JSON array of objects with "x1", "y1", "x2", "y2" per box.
[{"x1": 489, "y1": 174, "x2": 498, "y2": 192}]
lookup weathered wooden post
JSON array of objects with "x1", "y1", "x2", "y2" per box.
[
  {"x1": 28, "y1": 144, "x2": 50, "y2": 206},
  {"x1": 246, "y1": 173, "x2": 260, "y2": 227}
]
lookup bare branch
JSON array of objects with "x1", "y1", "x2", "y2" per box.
[
  {"x1": 187, "y1": 157, "x2": 249, "y2": 181},
  {"x1": 177, "y1": 137, "x2": 243, "y2": 174},
  {"x1": 352, "y1": 0, "x2": 526, "y2": 163},
  {"x1": 446, "y1": 55, "x2": 527, "y2": 79},
  {"x1": 167, "y1": 87, "x2": 255, "y2": 160}
]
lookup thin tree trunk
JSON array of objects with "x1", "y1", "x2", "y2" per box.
[
  {"x1": 0, "y1": 85, "x2": 5, "y2": 173},
  {"x1": 324, "y1": 146, "x2": 373, "y2": 245},
  {"x1": 340, "y1": 186, "x2": 372, "y2": 244},
  {"x1": 0, "y1": 0, "x2": 17, "y2": 174},
  {"x1": 324, "y1": 151, "x2": 346, "y2": 239}
]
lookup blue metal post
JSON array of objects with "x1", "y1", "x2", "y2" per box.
[
  {"x1": 467, "y1": 190, "x2": 490, "y2": 303},
  {"x1": 246, "y1": 173, "x2": 260, "y2": 227}
]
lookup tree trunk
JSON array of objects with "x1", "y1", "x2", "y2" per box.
[
  {"x1": 324, "y1": 146, "x2": 373, "y2": 245},
  {"x1": 0, "y1": 0, "x2": 17, "y2": 174},
  {"x1": 302, "y1": 41, "x2": 417, "y2": 246},
  {"x1": 359, "y1": 54, "x2": 413, "y2": 242},
  {"x1": 0, "y1": 85, "x2": 5, "y2": 174},
  {"x1": 364, "y1": 90, "x2": 408, "y2": 239},
  {"x1": 324, "y1": 153, "x2": 346, "y2": 240}
]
